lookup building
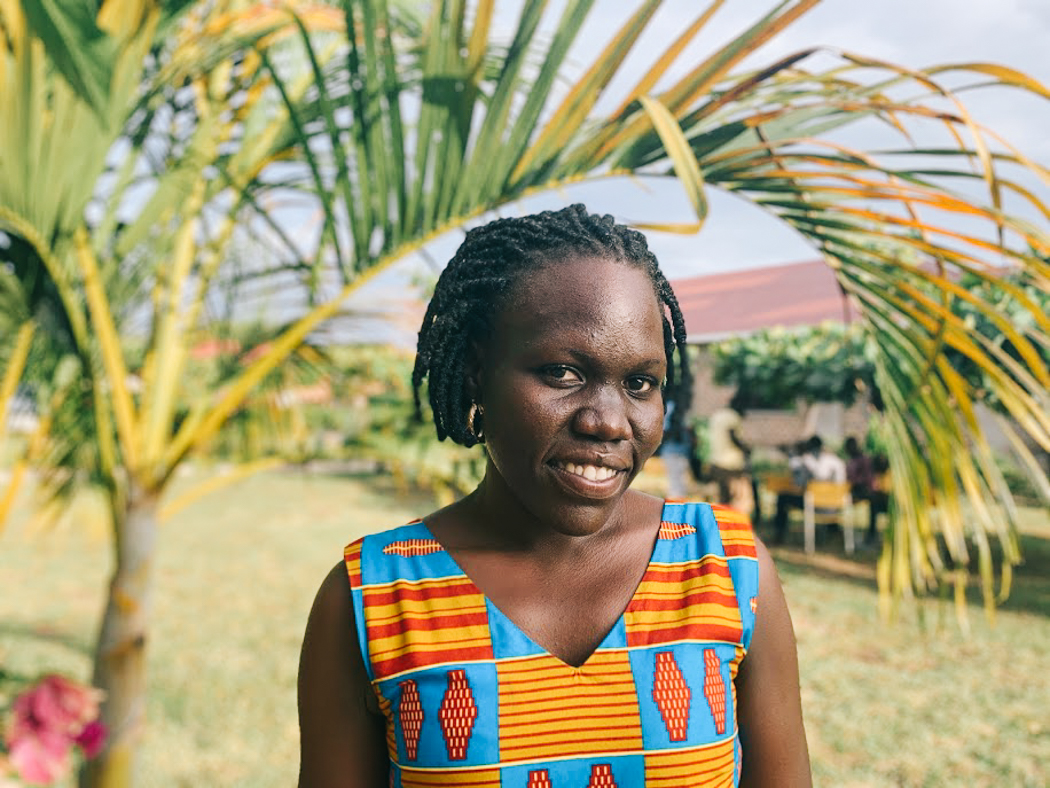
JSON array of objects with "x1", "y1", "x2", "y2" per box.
[{"x1": 670, "y1": 259, "x2": 870, "y2": 450}]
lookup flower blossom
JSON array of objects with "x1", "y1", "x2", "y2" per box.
[{"x1": 3, "y1": 674, "x2": 106, "y2": 786}]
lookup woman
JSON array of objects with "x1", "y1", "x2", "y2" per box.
[{"x1": 298, "y1": 205, "x2": 811, "y2": 787}]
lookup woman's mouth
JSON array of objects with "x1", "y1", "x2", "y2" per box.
[
  {"x1": 555, "y1": 461, "x2": 618, "y2": 482},
  {"x1": 547, "y1": 459, "x2": 630, "y2": 499}
]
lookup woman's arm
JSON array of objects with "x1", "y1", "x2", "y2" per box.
[
  {"x1": 737, "y1": 536, "x2": 812, "y2": 787},
  {"x1": 298, "y1": 562, "x2": 389, "y2": 788}
]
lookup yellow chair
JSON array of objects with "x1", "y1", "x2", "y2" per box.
[
  {"x1": 762, "y1": 471, "x2": 801, "y2": 496},
  {"x1": 803, "y1": 481, "x2": 854, "y2": 555}
]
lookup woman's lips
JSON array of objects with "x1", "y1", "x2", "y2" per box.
[
  {"x1": 548, "y1": 460, "x2": 627, "y2": 498},
  {"x1": 554, "y1": 461, "x2": 617, "y2": 481}
]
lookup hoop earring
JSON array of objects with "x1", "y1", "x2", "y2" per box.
[{"x1": 467, "y1": 402, "x2": 484, "y2": 443}]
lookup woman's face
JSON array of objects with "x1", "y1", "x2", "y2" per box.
[{"x1": 475, "y1": 255, "x2": 668, "y2": 537}]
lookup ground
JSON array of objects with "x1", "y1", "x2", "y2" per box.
[{"x1": 0, "y1": 468, "x2": 1047, "y2": 787}]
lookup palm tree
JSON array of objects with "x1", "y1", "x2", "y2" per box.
[
  {"x1": 261, "y1": 0, "x2": 1048, "y2": 620},
  {"x1": 0, "y1": 0, "x2": 1046, "y2": 785}
]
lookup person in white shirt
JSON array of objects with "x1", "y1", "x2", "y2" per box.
[
  {"x1": 774, "y1": 435, "x2": 845, "y2": 544},
  {"x1": 803, "y1": 437, "x2": 846, "y2": 483}
]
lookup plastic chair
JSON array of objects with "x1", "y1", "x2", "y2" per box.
[
  {"x1": 763, "y1": 471, "x2": 801, "y2": 496},
  {"x1": 803, "y1": 481, "x2": 854, "y2": 555}
]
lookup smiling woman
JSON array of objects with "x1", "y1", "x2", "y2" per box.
[{"x1": 297, "y1": 205, "x2": 812, "y2": 787}]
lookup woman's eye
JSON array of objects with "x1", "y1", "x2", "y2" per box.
[
  {"x1": 626, "y1": 376, "x2": 657, "y2": 395},
  {"x1": 542, "y1": 365, "x2": 582, "y2": 384}
]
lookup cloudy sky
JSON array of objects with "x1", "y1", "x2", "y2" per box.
[
  {"x1": 345, "y1": 0, "x2": 1048, "y2": 341},
  {"x1": 513, "y1": 0, "x2": 1050, "y2": 277}
]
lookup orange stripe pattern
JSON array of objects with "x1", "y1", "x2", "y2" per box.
[
  {"x1": 710, "y1": 505, "x2": 758, "y2": 559},
  {"x1": 496, "y1": 653, "x2": 643, "y2": 762},
  {"x1": 625, "y1": 557, "x2": 744, "y2": 647},
  {"x1": 362, "y1": 577, "x2": 493, "y2": 679},
  {"x1": 644, "y1": 739, "x2": 737, "y2": 787}
]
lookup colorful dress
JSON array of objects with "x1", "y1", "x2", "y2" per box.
[{"x1": 344, "y1": 501, "x2": 759, "y2": 787}]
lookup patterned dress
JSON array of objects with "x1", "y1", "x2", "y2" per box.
[{"x1": 344, "y1": 501, "x2": 759, "y2": 787}]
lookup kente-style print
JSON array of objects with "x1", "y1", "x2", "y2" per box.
[
  {"x1": 652, "y1": 651, "x2": 691, "y2": 742},
  {"x1": 438, "y1": 669, "x2": 478, "y2": 760},
  {"x1": 383, "y1": 538, "x2": 444, "y2": 557},
  {"x1": 586, "y1": 763, "x2": 620, "y2": 787},
  {"x1": 703, "y1": 649, "x2": 727, "y2": 735},
  {"x1": 657, "y1": 520, "x2": 697, "y2": 540},
  {"x1": 346, "y1": 501, "x2": 759, "y2": 786},
  {"x1": 398, "y1": 679, "x2": 423, "y2": 760}
]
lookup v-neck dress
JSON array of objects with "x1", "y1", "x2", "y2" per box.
[{"x1": 344, "y1": 501, "x2": 759, "y2": 788}]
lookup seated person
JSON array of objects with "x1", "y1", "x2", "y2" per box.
[
  {"x1": 844, "y1": 436, "x2": 874, "y2": 498},
  {"x1": 773, "y1": 435, "x2": 846, "y2": 544}
]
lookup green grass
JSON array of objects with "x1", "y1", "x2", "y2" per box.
[{"x1": 1, "y1": 469, "x2": 1048, "y2": 787}]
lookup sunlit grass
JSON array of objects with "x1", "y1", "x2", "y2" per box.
[{"x1": 0, "y1": 469, "x2": 1047, "y2": 786}]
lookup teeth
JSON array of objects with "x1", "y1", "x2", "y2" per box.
[{"x1": 560, "y1": 462, "x2": 616, "y2": 481}]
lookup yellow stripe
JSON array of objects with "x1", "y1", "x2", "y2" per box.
[
  {"x1": 400, "y1": 767, "x2": 501, "y2": 787},
  {"x1": 370, "y1": 638, "x2": 491, "y2": 663},
  {"x1": 645, "y1": 739, "x2": 736, "y2": 782},
  {"x1": 501, "y1": 688, "x2": 639, "y2": 710},
  {"x1": 720, "y1": 534, "x2": 754, "y2": 546},
  {"x1": 497, "y1": 662, "x2": 634, "y2": 684},
  {"x1": 365, "y1": 596, "x2": 488, "y2": 621},
  {"x1": 634, "y1": 577, "x2": 736, "y2": 599},
  {"x1": 369, "y1": 631, "x2": 491, "y2": 661},
  {"x1": 648, "y1": 555, "x2": 729, "y2": 572},
  {"x1": 360, "y1": 575, "x2": 471, "y2": 592}
]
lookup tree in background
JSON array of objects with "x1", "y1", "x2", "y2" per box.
[
  {"x1": 713, "y1": 323, "x2": 878, "y2": 410},
  {"x1": 0, "y1": 0, "x2": 1047, "y2": 785}
]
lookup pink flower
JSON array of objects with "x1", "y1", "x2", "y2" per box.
[
  {"x1": 10, "y1": 675, "x2": 103, "y2": 739},
  {"x1": 6, "y1": 728, "x2": 71, "y2": 786},
  {"x1": 73, "y1": 720, "x2": 106, "y2": 759},
  {"x1": 3, "y1": 674, "x2": 107, "y2": 785}
]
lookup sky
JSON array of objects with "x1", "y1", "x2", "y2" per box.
[{"x1": 339, "y1": 0, "x2": 1049, "y2": 343}]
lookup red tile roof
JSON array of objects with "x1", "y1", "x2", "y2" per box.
[{"x1": 671, "y1": 259, "x2": 858, "y2": 343}]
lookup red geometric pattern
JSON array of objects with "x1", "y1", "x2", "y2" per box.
[
  {"x1": 398, "y1": 679, "x2": 423, "y2": 761},
  {"x1": 438, "y1": 669, "x2": 478, "y2": 760},
  {"x1": 652, "y1": 651, "x2": 691, "y2": 742},
  {"x1": 526, "y1": 770, "x2": 553, "y2": 788},
  {"x1": 586, "y1": 763, "x2": 619, "y2": 787},
  {"x1": 383, "y1": 538, "x2": 444, "y2": 556},
  {"x1": 703, "y1": 648, "x2": 727, "y2": 734},
  {"x1": 657, "y1": 520, "x2": 696, "y2": 540}
]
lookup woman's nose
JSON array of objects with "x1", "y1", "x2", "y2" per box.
[{"x1": 572, "y1": 386, "x2": 631, "y2": 441}]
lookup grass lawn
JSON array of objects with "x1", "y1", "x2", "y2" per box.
[{"x1": 1, "y1": 468, "x2": 1048, "y2": 787}]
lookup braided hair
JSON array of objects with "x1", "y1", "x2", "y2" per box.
[{"x1": 412, "y1": 203, "x2": 692, "y2": 447}]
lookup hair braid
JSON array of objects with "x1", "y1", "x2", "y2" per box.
[{"x1": 414, "y1": 203, "x2": 693, "y2": 445}]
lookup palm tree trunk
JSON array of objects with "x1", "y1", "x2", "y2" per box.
[{"x1": 80, "y1": 485, "x2": 158, "y2": 788}]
